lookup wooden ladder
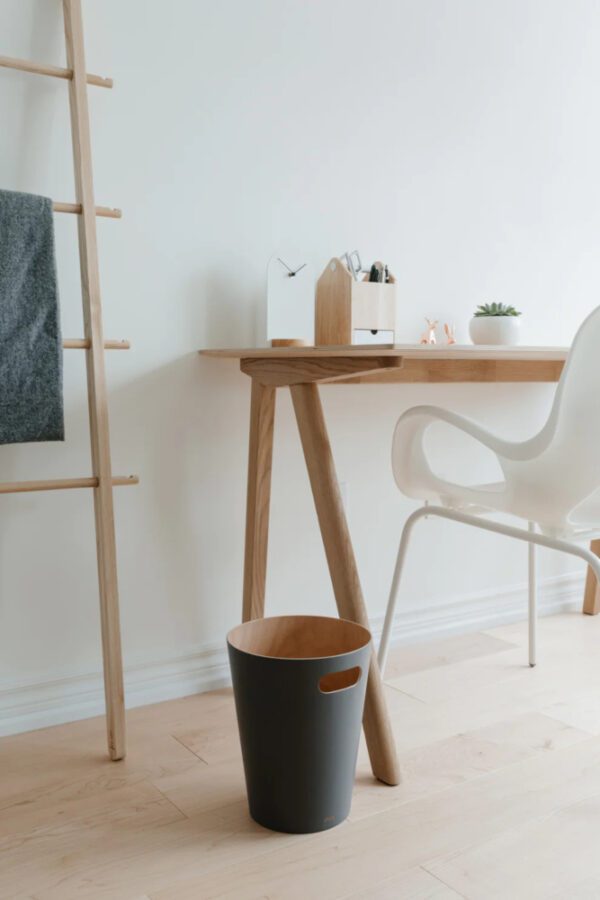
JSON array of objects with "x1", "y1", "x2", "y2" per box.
[{"x1": 0, "y1": 0, "x2": 137, "y2": 761}]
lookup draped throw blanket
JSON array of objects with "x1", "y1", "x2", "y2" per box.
[{"x1": 0, "y1": 189, "x2": 64, "y2": 444}]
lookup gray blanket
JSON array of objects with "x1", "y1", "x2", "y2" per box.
[{"x1": 0, "y1": 189, "x2": 64, "y2": 444}]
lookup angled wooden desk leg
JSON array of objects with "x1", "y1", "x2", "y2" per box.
[
  {"x1": 242, "y1": 380, "x2": 276, "y2": 622},
  {"x1": 290, "y1": 382, "x2": 400, "y2": 786},
  {"x1": 583, "y1": 540, "x2": 600, "y2": 614}
]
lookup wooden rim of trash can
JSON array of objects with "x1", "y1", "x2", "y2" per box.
[{"x1": 227, "y1": 615, "x2": 371, "y2": 661}]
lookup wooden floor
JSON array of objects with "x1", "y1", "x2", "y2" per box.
[{"x1": 4, "y1": 613, "x2": 600, "y2": 899}]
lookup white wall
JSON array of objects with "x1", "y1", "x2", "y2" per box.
[{"x1": 1, "y1": 0, "x2": 599, "y2": 733}]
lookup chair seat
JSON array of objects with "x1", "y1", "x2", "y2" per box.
[
  {"x1": 431, "y1": 479, "x2": 600, "y2": 541},
  {"x1": 438, "y1": 481, "x2": 506, "y2": 514}
]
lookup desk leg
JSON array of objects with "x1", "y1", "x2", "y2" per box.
[
  {"x1": 242, "y1": 380, "x2": 276, "y2": 622},
  {"x1": 583, "y1": 540, "x2": 600, "y2": 615},
  {"x1": 290, "y1": 382, "x2": 400, "y2": 786}
]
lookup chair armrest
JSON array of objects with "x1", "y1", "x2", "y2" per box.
[
  {"x1": 391, "y1": 405, "x2": 524, "y2": 498},
  {"x1": 400, "y1": 405, "x2": 524, "y2": 458}
]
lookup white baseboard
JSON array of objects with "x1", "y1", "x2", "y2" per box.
[
  {"x1": 0, "y1": 644, "x2": 232, "y2": 739},
  {"x1": 368, "y1": 570, "x2": 583, "y2": 646},
  {"x1": 0, "y1": 571, "x2": 584, "y2": 738}
]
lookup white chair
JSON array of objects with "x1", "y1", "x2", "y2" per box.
[{"x1": 378, "y1": 305, "x2": 600, "y2": 674}]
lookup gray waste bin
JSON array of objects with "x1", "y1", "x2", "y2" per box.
[{"x1": 227, "y1": 614, "x2": 371, "y2": 834}]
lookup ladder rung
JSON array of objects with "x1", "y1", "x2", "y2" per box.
[
  {"x1": 64, "y1": 339, "x2": 130, "y2": 350},
  {"x1": 0, "y1": 54, "x2": 112, "y2": 88},
  {"x1": 0, "y1": 475, "x2": 139, "y2": 495},
  {"x1": 53, "y1": 202, "x2": 121, "y2": 219}
]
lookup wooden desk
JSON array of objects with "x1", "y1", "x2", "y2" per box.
[{"x1": 201, "y1": 344, "x2": 579, "y2": 787}]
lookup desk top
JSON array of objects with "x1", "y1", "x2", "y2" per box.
[{"x1": 200, "y1": 344, "x2": 569, "y2": 361}]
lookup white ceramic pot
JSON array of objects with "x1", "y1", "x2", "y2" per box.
[{"x1": 469, "y1": 316, "x2": 521, "y2": 346}]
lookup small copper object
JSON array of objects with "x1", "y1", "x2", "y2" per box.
[
  {"x1": 420, "y1": 318, "x2": 438, "y2": 344},
  {"x1": 444, "y1": 323, "x2": 456, "y2": 345}
]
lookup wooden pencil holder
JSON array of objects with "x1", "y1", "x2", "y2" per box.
[{"x1": 315, "y1": 257, "x2": 397, "y2": 346}]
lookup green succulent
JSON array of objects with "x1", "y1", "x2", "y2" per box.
[{"x1": 474, "y1": 302, "x2": 521, "y2": 317}]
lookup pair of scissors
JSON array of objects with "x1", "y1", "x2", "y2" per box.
[{"x1": 341, "y1": 250, "x2": 363, "y2": 281}]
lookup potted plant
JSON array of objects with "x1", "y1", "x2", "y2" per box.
[{"x1": 469, "y1": 301, "x2": 522, "y2": 346}]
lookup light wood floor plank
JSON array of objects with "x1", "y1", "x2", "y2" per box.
[
  {"x1": 150, "y1": 738, "x2": 600, "y2": 900},
  {"x1": 342, "y1": 866, "x2": 463, "y2": 899},
  {"x1": 383, "y1": 630, "x2": 517, "y2": 679},
  {"x1": 0, "y1": 788, "x2": 186, "y2": 898},
  {"x1": 0, "y1": 780, "x2": 180, "y2": 841},
  {"x1": 376, "y1": 675, "x2": 593, "y2": 756},
  {"x1": 23, "y1": 803, "x2": 309, "y2": 900},
  {"x1": 485, "y1": 609, "x2": 600, "y2": 648},
  {"x1": 386, "y1": 639, "x2": 600, "y2": 706},
  {"x1": 150, "y1": 758, "x2": 245, "y2": 819},
  {"x1": 426, "y1": 793, "x2": 600, "y2": 899},
  {"x1": 0, "y1": 732, "x2": 198, "y2": 817},
  {"x1": 542, "y1": 689, "x2": 600, "y2": 735},
  {"x1": 350, "y1": 711, "x2": 590, "y2": 821}
]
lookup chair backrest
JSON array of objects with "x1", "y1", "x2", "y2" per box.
[{"x1": 514, "y1": 305, "x2": 600, "y2": 519}]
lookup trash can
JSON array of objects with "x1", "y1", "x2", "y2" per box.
[{"x1": 227, "y1": 614, "x2": 371, "y2": 834}]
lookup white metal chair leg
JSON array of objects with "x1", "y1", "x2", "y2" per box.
[
  {"x1": 528, "y1": 521, "x2": 537, "y2": 667},
  {"x1": 378, "y1": 514, "x2": 419, "y2": 675},
  {"x1": 379, "y1": 504, "x2": 600, "y2": 679}
]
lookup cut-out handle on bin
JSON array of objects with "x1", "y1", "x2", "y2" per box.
[{"x1": 319, "y1": 666, "x2": 362, "y2": 694}]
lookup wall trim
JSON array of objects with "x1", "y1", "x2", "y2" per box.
[
  {"x1": 369, "y1": 570, "x2": 583, "y2": 646},
  {"x1": 0, "y1": 571, "x2": 584, "y2": 738}
]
